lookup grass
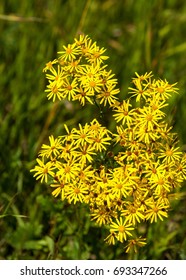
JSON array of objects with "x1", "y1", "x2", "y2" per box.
[{"x1": 0, "y1": 0, "x2": 186, "y2": 260}]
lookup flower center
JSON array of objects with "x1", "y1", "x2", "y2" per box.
[
  {"x1": 43, "y1": 168, "x2": 48, "y2": 174},
  {"x1": 80, "y1": 133, "x2": 86, "y2": 139},
  {"x1": 118, "y1": 226, "x2": 125, "y2": 233},
  {"x1": 67, "y1": 85, "x2": 73, "y2": 91},
  {"x1": 104, "y1": 91, "x2": 110, "y2": 97},
  {"x1": 157, "y1": 178, "x2": 164, "y2": 185},
  {"x1": 117, "y1": 184, "x2": 122, "y2": 189},
  {"x1": 52, "y1": 86, "x2": 58, "y2": 93},
  {"x1": 157, "y1": 87, "x2": 164, "y2": 93},
  {"x1": 89, "y1": 81, "x2": 96, "y2": 88},
  {"x1": 64, "y1": 166, "x2": 71, "y2": 173},
  {"x1": 166, "y1": 149, "x2": 173, "y2": 156},
  {"x1": 146, "y1": 113, "x2": 153, "y2": 121},
  {"x1": 153, "y1": 206, "x2": 159, "y2": 213},
  {"x1": 66, "y1": 47, "x2": 72, "y2": 54},
  {"x1": 74, "y1": 188, "x2": 80, "y2": 194}
]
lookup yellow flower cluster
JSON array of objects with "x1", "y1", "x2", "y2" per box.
[
  {"x1": 31, "y1": 35, "x2": 186, "y2": 253},
  {"x1": 43, "y1": 34, "x2": 119, "y2": 106}
]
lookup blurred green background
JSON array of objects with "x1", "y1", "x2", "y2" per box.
[{"x1": 0, "y1": 0, "x2": 186, "y2": 260}]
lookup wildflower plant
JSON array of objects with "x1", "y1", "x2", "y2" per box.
[{"x1": 31, "y1": 35, "x2": 186, "y2": 253}]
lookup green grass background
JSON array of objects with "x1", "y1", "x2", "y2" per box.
[{"x1": 0, "y1": 0, "x2": 186, "y2": 260}]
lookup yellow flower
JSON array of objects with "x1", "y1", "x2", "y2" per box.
[
  {"x1": 77, "y1": 165, "x2": 95, "y2": 182},
  {"x1": 91, "y1": 206, "x2": 113, "y2": 225},
  {"x1": 143, "y1": 161, "x2": 166, "y2": 179},
  {"x1": 64, "y1": 59, "x2": 83, "y2": 74},
  {"x1": 74, "y1": 34, "x2": 90, "y2": 46},
  {"x1": 80, "y1": 68, "x2": 103, "y2": 95},
  {"x1": 58, "y1": 43, "x2": 81, "y2": 61},
  {"x1": 132, "y1": 71, "x2": 153, "y2": 85},
  {"x1": 30, "y1": 158, "x2": 55, "y2": 183},
  {"x1": 72, "y1": 123, "x2": 93, "y2": 146},
  {"x1": 136, "y1": 106, "x2": 162, "y2": 131},
  {"x1": 109, "y1": 177, "x2": 132, "y2": 198},
  {"x1": 149, "y1": 169, "x2": 171, "y2": 195},
  {"x1": 56, "y1": 160, "x2": 80, "y2": 182},
  {"x1": 75, "y1": 144, "x2": 96, "y2": 165},
  {"x1": 124, "y1": 237, "x2": 147, "y2": 253},
  {"x1": 45, "y1": 80, "x2": 64, "y2": 101},
  {"x1": 60, "y1": 142, "x2": 77, "y2": 161},
  {"x1": 121, "y1": 204, "x2": 145, "y2": 225},
  {"x1": 97, "y1": 84, "x2": 119, "y2": 106},
  {"x1": 39, "y1": 135, "x2": 62, "y2": 158},
  {"x1": 61, "y1": 78, "x2": 79, "y2": 101},
  {"x1": 89, "y1": 119, "x2": 103, "y2": 134},
  {"x1": 145, "y1": 199, "x2": 169, "y2": 223},
  {"x1": 114, "y1": 125, "x2": 128, "y2": 145},
  {"x1": 87, "y1": 45, "x2": 109, "y2": 64},
  {"x1": 129, "y1": 72, "x2": 152, "y2": 102},
  {"x1": 45, "y1": 65, "x2": 64, "y2": 82},
  {"x1": 149, "y1": 97, "x2": 168, "y2": 115},
  {"x1": 151, "y1": 79, "x2": 178, "y2": 100},
  {"x1": 104, "y1": 232, "x2": 117, "y2": 245},
  {"x1": 158, "y1": 144, "x2": 182, "y2": 164},
  {"x1": 79, "y1": 61, "x2": 102, "y2": 79},
  {"x1": 50, "y1": 177, "x2": 68, "y2": 200},
  {"x1": 43, "y1": 59, "x2": 58, "y2": 72},
  {"x1": 110, "y1": 217, "x2": 134, "y2": 242},
  {"x1": 135, "y1": 125, "x2": 159, "y2": 144},
  {"x1": 91, "y1": 131, "x2": 111, "y2": 152},
  {"x1": 66, "y1": 182, "x2": 89, "y2": 204},
  {"x1": 100, "y1": 69, "x2": 118, "y2": 87},
  {"x1": 113, "y1": 100, "x2": 134, "y2": 126},
  {"x1": 94, "y1": 167, "x2": 111, "y2": 193},
  {"x1": 154, "y1": 190, "x2": 170, "y2": 207},
  {"x1": 79, "y1": 36, "x2": 96, "y2": 57},
  {"x1": 73, "y1": 86, "x2": 94, "y2": 106}
]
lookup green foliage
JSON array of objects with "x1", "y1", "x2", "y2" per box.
[{"x1": 0, "y1": 0, "x2": 186, "y2": 259}]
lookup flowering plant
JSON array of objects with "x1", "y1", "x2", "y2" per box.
[{"x1": 31, "y1": 35, "x2": 186, "y2": 253}]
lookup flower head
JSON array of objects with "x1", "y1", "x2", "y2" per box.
[{"x1": 110, "y1": 217, "x2": 134, "y2": 242}]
